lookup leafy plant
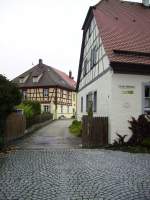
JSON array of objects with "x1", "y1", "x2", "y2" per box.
[
  {"x1": 17, "y1": 104, "x2": 33, "y2": 119},
  {"x1": 22, "y1": 100, "x2": 41, "y2": 116},
  {"x1": 17, "y1": 100, "x2": 41, "y2": 119},
  {"x1": 128, "y1": 115, "x2": 150, "y2": 145},
  {"x1": 69, "y1": 120, "x2": 82, "y2": 137},
  {"x1": 142, "y1": 137, "x2": 150, "y2": 147},
  {"x1": 113, "y1": 133, "x2": 127, "y2": 146}
]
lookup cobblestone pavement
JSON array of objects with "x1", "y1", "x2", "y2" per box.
[
  {"x1": 14, "y1": 120, "x2": 81, "y2": 149},
  {"x1": 0, "y1": 149, "x2": 150, "y2": 200}
]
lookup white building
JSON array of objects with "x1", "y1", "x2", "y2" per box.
[{"x1": 76, "y1": 0, "x2": 150, "y2": 144}]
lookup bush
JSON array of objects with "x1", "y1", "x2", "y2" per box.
[
  {"x1": 22, "y1": 100, "x2": 41, "y2": 116},
  {"x1": 0, "y1": 75, "x2": 22, "y2": 148},
  {"x1": 142, "y1": 137, "x2": 150, "y2": 147},
  {"x1": 17, "y1": 101, "x2": 41, "y2": 119},
  {"x1": 69, "y1": 120, "x2": 82, "y2": 137},
  {"x1": 113, "y1": 133, "x2": 127, "y2": 146},
  {"x1": 17, "y1": 104, "x2": 33, "y2": 119},
  {"x1": 128, "y1": 115, "x2": 150, "y2": 145}
]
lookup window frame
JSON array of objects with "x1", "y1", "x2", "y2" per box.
[
  {"x1": 90, "y1": 45, "x2": 97, "y2": 69},
  {"x1": 43, "y1": 88, "x2": 49, "y2": 97},
  {"x1": 81, "y1": 97, "x2": 83, "y2": 112},
  {"x1": 44, "y1": 105, "x2": 49, "y2": 113},
  {"x1": 86, "y1": 93, "x2": 93, "y2": 112},
  {"x1": 93, "y1": 91, "x2": 97, "y2": 112},
  {"x1": 83, "y1": 59, "x2": 88, "y2": 77},
  {"x1": 142, "y1": 83, "x2": 150, "y2": 114}
]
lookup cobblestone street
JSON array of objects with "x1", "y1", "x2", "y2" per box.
[
  {"x1": 0, "y1": 120, "x2": 150, "y2": 200},
  {"x1": 0, "y1": 149, "x2": 150, "y2": 200}
]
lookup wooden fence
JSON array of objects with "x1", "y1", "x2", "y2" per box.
[
  {"x1": 82, "y1": 116, "x2": 108, "y2": 148},
  {"x1": 4, "y1": 112, "x2": 26, "y2": 144}
]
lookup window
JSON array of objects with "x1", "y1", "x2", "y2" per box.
[
  {"x1": 43, "y1": 88, "x2": 49, "y2": 97},
  {"x1": 19, "y1": 77, "x2": 24, "y2": 84},
  {"x1": 86, "y1": 93, "x2": 93, "y2": 112},
  {"x1": 23, "y1": 90, "x2": 27, "y2": 100},
  {"x1": 19, "y1": 75, "x2": 29, "y2": 84},
  {"x1": 90, "y1": 46, "x2": 97, "y2": 69},
  {"x1": 143, "y1": 85, "x2": 150, "y2": 114},
  {"x1": 83, "y1": 59, "x2": 88, "y2": 77},
  {"x1": 81, "y1": 97, "x2": 83, "y2": 112},
  {"x1": 73, "y1": 108, "x2": 75, "y2": 115},
  {"x1": 60, "y1": 90, "x2": 63, "y2": 98},
  {"x1": 93, "y1": 91, "x2": 97, "y2": 112},
  {"x1": 86, "y1": 91, "x2": 97, "y2": 112},
  {"x1": 73, "y1": 94, "x2": 76, "y2": 101},
  {"x1": 33, "y1": 76, "x2": 38, "y2": 83},
  {"x1": 67, "y1": 106, "x2": 69, "y2": 113},
  {"x1": 67, "y1": 91, "x2": 69, "y2": 99},
  {"x1": 61, "y1": 105, "x2": 63, "y2": 113},
  {"x1": 32, "y1": 74, "x2": 43, "y2": 83},
  {"x1": 44, "y1": 105, "x2": 49, "y2": 113}
]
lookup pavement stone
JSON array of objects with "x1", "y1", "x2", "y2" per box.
[{"x1": 0, "y1": 149, "x2": 150, "y2": 200}]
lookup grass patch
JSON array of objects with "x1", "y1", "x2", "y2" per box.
[{"x1": 69, "y1": 120, "x2": 82, "y2": 137}]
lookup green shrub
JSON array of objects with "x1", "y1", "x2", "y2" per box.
[
  {"x1": 22, "y1": 100, "x2": 41, "y2": 116},
  {"x1": 17, "y1": 100, "x2": 41, "y2": 119},
  {"x1": 69, "y1": 120, "x2": 82, "y2": 137},
  {"x1": 142, "y1": 137, "x2": 150, "y2": 147},
  {"x1": 0, "y1": 74, "x2": 22, "y2": 148},
  {"x1": 17, "y1": 104, "x2": 33, "y2": 119},
  {"x1": 128, "y1": 114, "x2": 150, "y2": 145}
]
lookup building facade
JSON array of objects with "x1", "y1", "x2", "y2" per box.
[
  {"x1": 77, "y1": 0, "x2": 150, "y2": 143},
  {"x1": 13, "y1": 59, "x2": 76, "y2": 119}
]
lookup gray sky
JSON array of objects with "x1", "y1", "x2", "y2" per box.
[{"x1": 0, "y1": 0, "x2": 141, "y2": 81}]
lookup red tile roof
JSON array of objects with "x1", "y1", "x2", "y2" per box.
[
  {"x1": 53, "y1": 68, "x2": 76, "y2": 89},
  {"x1": 93, "y1": 0, "x2": 150, "y2": 65},
  {"x1": 13, "y1": 60, "x2": 76, "y2": 91}
]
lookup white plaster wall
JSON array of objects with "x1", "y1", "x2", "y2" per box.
[
  {"x1": 77, "y1": 70, "x2": 112, "y2": 120},
  {"x1": 109, "y1": 73, "x2": 150, "y2": 143},
  {"x1": 79, "y1": 17, "x2": 108, "y2": 91}
]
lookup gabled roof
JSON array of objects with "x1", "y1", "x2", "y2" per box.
[
  {"x1": 93, "y1": 0, "x2": 150, "y2": 66},
  {"x1": 77, "y1": 0, "x2": 150, "y2": 90},
  {"x1": 13, "y1": 60, "x2": 76, "y2": 91}
]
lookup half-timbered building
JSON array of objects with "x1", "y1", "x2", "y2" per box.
[
  {"x1": 13, "y1": 59, "x2": 76, "y2": 119},
  {"x1": 77, "y1": 0, "x2": 150, "y2": 143}
]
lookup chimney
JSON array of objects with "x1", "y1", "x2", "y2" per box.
[
  {"x1": 143, "y1": 0, "x2": 150, "y2": 7},
  {"x1": 69, "y1": 70, "x2": 72, "y2": 79},
  {"x1": 39, "y1": 59, "x2": 43, "y2": 64}
]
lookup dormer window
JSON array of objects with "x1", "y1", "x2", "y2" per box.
[
  {"x1": 19, "y1": 75, "x2": 29, "y2": 84},
  {"x1": 19, "y1": 77, "x2": 24, "y2": 83},
  {"x1": 33, "y1": 76, "x2": 38, "y2": 83},
  {"x1": 32, "y1": 73, "x2": 43, "y2": 83}
]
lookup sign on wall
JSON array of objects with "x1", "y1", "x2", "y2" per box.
[{"x1": 119, "y1": 85, "x2": 135, "y2": 95}]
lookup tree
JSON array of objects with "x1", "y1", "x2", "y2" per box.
[{"x1": 0, "y1": 74, "x2": 22, "y2": 147}]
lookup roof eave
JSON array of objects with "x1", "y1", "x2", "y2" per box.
[
  {"x1": 82, "y1": 6, "x2": 95, "y2": 30},
  {"x1": 110, "y1": 61, "x2": 150, "y2": 75}
]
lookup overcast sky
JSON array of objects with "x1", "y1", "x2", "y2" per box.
[{"x1": 0, "y1": 0, "x2": 141, "y2": 81}]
